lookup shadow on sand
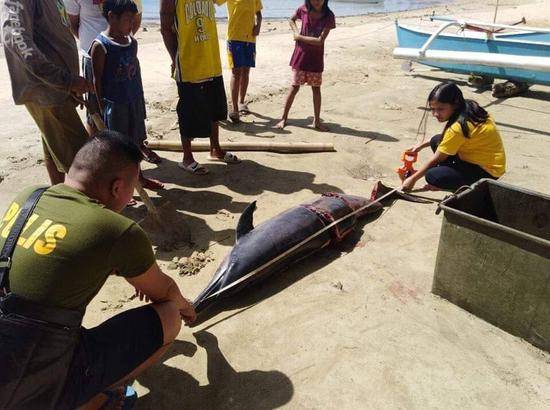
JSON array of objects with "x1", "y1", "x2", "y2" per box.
[
  {"x1": 124, "y1": 159, "x2": 344, "y2": 255},
  {"x1": 408, "y1": 72, "x2": 471, "y2": 88},
  {"x1": 135, "y1": 219, "x2": 380, "y2": 404},
  {"x1": 221, "y1": 112, "x2": 399, "y2": 141},
  {"x1": 142, "y1": 158, "x2": 342, "y2": 196},
  {"x1": 136, "y1": 334, "x2": 294, "y2": 409}
]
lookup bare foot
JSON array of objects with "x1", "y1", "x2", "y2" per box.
[
  {"x1": 314, "y1": 121, "x2": 329, "y2": 132},
  {"x1": 209, "y1": 148, "x2": 226, "y2": 159},
  {"x1": 208, "y1": 151, "x2": 240, "y2": 164},
  {"x1": 229, "y1": 111, "x2": 240, "y2": 124},
  {"x1": 276, "y1": 119, "x2": 287, "y2": 129}
]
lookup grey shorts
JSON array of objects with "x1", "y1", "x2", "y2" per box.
[
  {"x1": 103, "y1": 98, "x2": 147, "y2": 145},
  {"x1": 25, "y1": 99, "x2": 88, "y2": 173}
]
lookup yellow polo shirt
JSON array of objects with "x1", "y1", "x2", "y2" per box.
[
  {"x1": 438, "y1": 117, "x2": 506, "y2": 178},
  {"x1": 226, "y1": 0, "x2": 263, "y2": 43},
  {"x1": 175, "y1": 0, "x2": 224, "y2": 82}
]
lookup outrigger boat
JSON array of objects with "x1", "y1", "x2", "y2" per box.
[{"x1": 393, "y1": 16, "x2": 550, "y2": 86}]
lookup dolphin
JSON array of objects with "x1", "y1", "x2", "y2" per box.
[{"x1": 193, "y1": 192, "x2": 384, "y2": 314}]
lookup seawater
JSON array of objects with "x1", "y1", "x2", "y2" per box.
[{"x1": 141, "y1": 0, "x2": 450, "y2": 21}]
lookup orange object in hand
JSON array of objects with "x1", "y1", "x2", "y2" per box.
[{"x1": 397, "y1": 150, "x2": 418, "y2": 181}]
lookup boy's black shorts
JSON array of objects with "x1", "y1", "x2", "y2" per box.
[
  {"x1": 176, "y1": 76, "x2": 228, "y2": 139},
  {"x1": 61, "y1": 305, "x2": 164, "y2": 407}
]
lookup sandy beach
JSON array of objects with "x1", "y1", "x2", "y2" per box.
[{"x1": 1, "y1": 0, "x2": 549, "y2": 408}]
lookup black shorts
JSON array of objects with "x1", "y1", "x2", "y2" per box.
[
  {"x1": 176, "y1": 76, "x2": 228, "y2": 139},
  {"x1": 60, "y1": 305, "x2": 164, "y2": 407}
]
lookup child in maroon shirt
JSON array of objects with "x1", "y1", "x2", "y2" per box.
[{"x1": 276, "y1": 0, "x2": 335, "y2": 131}]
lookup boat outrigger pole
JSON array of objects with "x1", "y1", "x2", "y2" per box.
[{"x1": 428, "y1": 16, "x2": 550, "y2": 35}]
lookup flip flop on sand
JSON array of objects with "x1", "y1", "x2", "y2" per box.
[
  {"x1": 178, "y1": 161, "x2": 209, "y2": 175},
  {"x1": 208, "y1": 152, "x2": 241, "y2": 164}
]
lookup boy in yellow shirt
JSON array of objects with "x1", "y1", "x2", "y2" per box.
[
  {"x1": 160, "y1": 0, "x2": 241, "y2": 174},
  {"x1": 222, "y1": 0, "x2": 263, "y2": 123}
]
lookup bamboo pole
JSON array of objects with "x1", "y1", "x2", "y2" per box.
[{"x1": 146, "y1": 140, "x2": 336, "y2": 153}]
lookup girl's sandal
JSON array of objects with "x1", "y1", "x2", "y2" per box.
[{"x1": 142, "y1": 148, "x2": 162, "y2": 164}]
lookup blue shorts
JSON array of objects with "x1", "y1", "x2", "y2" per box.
[
  {"x1": 103, "y1": 98, "x2": 146, "y2": 145},
  {"x1": 227, "y1": 40, "x2": 256, "y2": 69}
]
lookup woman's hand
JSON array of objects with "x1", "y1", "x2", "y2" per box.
[
  {"x1": 407, "y1": 143, "x2": 422, "y2": 153},
  {"x1": 401, "y1": 175, "x2": 417, "y2": 192}
]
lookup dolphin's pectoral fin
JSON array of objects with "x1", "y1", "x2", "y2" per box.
[{"x1": 236, "y1": 201, "x2": 257, "y2": 241}]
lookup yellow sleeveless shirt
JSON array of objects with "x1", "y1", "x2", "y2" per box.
[{"x1": 175, "y1": 0, "x2": 224, "y2": 82}]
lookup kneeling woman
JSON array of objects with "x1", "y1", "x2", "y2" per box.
[{"x1": 402, "y1": 82, "x2": 506, "y2": 192}]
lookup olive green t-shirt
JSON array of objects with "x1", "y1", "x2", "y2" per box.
[{"x1": 0, "y1": 184, "x2": 155, "y2": 312}]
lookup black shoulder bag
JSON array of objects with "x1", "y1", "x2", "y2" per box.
[
  {"x1": 0, "y1": 187, "x2": 81, "y2": 410},
  {"x1": 0, "y1": 187, "x2": 48, "y2": 296}
]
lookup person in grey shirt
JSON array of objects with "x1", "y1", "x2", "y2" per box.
[{"x1": 1, "y1": 0, "x2": 91, "y2": 184}]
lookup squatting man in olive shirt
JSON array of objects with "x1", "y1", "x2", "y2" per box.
[{"x1": 0, "y1": 131, "x2": 195, "y2": 409}]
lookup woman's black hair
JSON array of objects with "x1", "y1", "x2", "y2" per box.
[
  {"x1": 102, "y1": 0, "x2": 138, "y2": 20},
  {"x1": 305, "y1": 0, "x2": 331, "y2": 16},
  {"x1": 428, "y1": 82, "x2": 489, "y2": 138}
]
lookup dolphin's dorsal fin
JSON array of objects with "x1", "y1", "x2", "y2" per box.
[{"x1": 236, "y1": 201, "x2": 256, "y2": 241}]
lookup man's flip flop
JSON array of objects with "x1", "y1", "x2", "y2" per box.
[
  {"x1": 207, "y1": 152, "x2": 241, "y2": 164},
  {"x1": 101, "y1": 385, "x2": 137, "y2": 410},
  {"x1": 177, "y1": 161, "x2": 209, "y2": 175}
]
